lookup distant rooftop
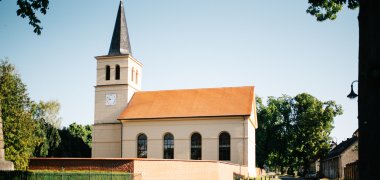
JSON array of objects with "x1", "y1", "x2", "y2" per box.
[{"x1": 327, "y1": 132, "x2": 358, "y2": 159}]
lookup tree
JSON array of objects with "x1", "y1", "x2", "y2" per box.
[
  {"x1": 34, "y1": 100, "x2": 62, "y2": 128},
  {"x1": 52, "y1": 123, "x2": 91, "y2": 157},
  {"x1": 68, "y1": 122, "x2": 92, "y2": 148},
  {"x1": 32, "y1": 101, "x2": 61, "y2": 157},
  {"x1": 256, "y1": 96, "x2": 293, "y2": 173},
  {"x1": 291, "y1": 93, "x2": 342, "y2": 173},
  {"x1": 0, "y1": 0, "x2": 50, "y2": 35},
  {"x1": 306, "y1": 1, "x2": 380, "y2": 178},
  {"x1": 0, "y1": 59, "x2": 40, "y2": 170},
  {"x1": 256, "y1": 93, "x2": 342, "y2": 174}
]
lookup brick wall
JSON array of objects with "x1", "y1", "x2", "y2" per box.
[
  {"x1": 29, "y1": 158, "x2": 134, "y2": 172},
  {"x1": 29, "y1": 158, "x2": 250, "y2": 179}
]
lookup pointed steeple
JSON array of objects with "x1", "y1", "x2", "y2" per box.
[{"x1": 108, "y1": 0, "x2": 132, "y2": 56}]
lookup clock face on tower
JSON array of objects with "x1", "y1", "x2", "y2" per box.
[{"x1": 105, "y1": 93, "x2": 117, "y2": 105}]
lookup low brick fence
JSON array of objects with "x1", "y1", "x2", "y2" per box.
[
  {"x1": 29, "y1": 158, "x2": 250, "y2": 180},
  {"x1": 29, "y1": 158, "x2": 134, "y2": 172}
]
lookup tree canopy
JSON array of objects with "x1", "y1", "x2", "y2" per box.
[
  {"x1": 52, "y1": 123, "x2": 92, "y2": 157},
  {"x1": 0, "y1": 59, "x2": 40, "y2": 169},
  {"x1": 307, "y1": 0, "x2": 359, "y2": 21},
  {"x1": 32, "y1": 101, "x2": 61, "y2": 157},
  {"x1": 0, "y1": 0, "x2": 50, "y2": 35},
  {"x1": 256, "y1": 93, "x2": 342, "y2": 174}
]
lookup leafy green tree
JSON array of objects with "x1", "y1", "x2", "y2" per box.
[
  {"x1": 306, "y1": 1, "x2": 379, "y2": 178},
  {"x1": 32, "y1": 101, "x2": 61, "y2": 157},
  {"x1": 291, "y1": 93, "x2": 342, "y2": 173},
  {"x1": 256, "y1": 96, "x2": 293, "y2": 173},
  {"x1": 0, "y1": 0, "x2": 50, "y2": 35},
  {"x1": 52, "y1": 123, "x2": 91, "y2": 157},
  {"x1": 306, "y1": 0, "x2": 359, "y2": 21},
  {"x1": 0, "y1": 59, "x2": 40, "y2": 170},
  {"x1": 256, "y1": 93, "x2": 342, "y2": 174},
  {"x1": 33, "y1": 100, "x2": 62, "y2": 128},
  {"x1": 68, "y1": 123, "x2": 92, "y2": 148}
]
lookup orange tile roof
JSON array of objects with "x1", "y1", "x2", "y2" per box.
[{"x1": 118, "y1": 86, "x2": 255, "y2": 120}]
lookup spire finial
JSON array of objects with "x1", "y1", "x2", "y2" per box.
[{"x1": 108, "y1": 0, "x2": 132, "y2": 56}]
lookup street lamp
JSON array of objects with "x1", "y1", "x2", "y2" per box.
[{"x1": 347, "y1": 80, "x2": 358, "y2": 99}]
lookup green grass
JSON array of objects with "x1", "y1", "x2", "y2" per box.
[
  {"x1": 249, "y1": 176, "x2": 281, "y2": 180},
  {"x1": 0, "y1": 170, "x2": 138, "y2": 180}
]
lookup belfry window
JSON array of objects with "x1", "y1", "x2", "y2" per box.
[
  {"x1": 137, "y1": 133, "x2": 147, "y2": 158},
  {"x1": 219, "y1": 132, "x2": 231, "y2": 161},
  {"x1": 191, "y1": 133, "x2": 202, "y2": 160},
  {"x1": 163, "y1": 133, "x2": 174, "y2": 159},
  {"x1": 115, "y1": 65, "x2": 120, "y2": 80},
  {"x1": 105, "y1": 65, "x2": 110, "y2": 80},
  {"x1": 131, "y1": 67, "x2": 135, "y2": 82},
  {"x1": 136, "y1": 70, "x2": 139, "y2": 84}
]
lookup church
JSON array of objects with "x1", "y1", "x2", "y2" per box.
[{"x1": 92, "y1": 0, "x2": 258, "y2": 176}]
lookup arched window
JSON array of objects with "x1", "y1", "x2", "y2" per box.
[
  {"x1": 163, "y1": 133, "x2": 174, "y2": 159},
  {"x1": 115, "y1": 65, "x2": 120, "y2": 80},
  {"x1": 219, "y1": 132, "x2": 230, "y2": 161},
  {"x1": 131, "y1": 67, "x2": 135, "y2": 82},
  {"x1": 137, "y1": 133, "x2": 147, "y2": 158},
  {"x1": 105, "y1": 65, "x2": 110, "y2": 80},
  {"x1": 136, "y1": 70, "x2": 139, "y2": 84},
  {"x1": 191, "y1": 133, "x2": 202, "y2": 160}
]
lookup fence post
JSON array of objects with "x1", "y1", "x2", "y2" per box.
[{"x1": 61, "y1": 166, "x2": 64, "y2": 180}]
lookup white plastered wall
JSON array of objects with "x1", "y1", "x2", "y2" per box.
[
  {"x1": 121, "y1": 117, "x2": 247, "y2": 165},
  {"x1": 247, "y1": 94, "x2": 258, "y2": 176},
  {"x1": 92, "y1": 55, "x2": 142, "y2": 158},
  {"x1": 92, "y1": 123, "x2": 121, "y2": 157},
  {"x1": 247, "y1": 117, "x2": 256, "y2": 176},
  {"x1": 94, "y1": 85, "x2": 131, "y2": 124}
]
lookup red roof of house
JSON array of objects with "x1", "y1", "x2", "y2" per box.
[{"x1": 118, "y1": 86, "x2": 255, "y2": 120}]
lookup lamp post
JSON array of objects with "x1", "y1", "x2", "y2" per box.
[{"x1": 347, "y1": 80, "x2": 358, "y2": 99}]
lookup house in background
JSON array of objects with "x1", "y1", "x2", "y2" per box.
[
  {"x1": 91, "y1": 0, "x2": 258, "y2": 177},
  {"x1": 320, "y1": 130, "x2": 358, "y2": 179}
]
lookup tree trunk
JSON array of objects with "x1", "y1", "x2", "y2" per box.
[{"x1": 358, "y1": 1, "x2": 380, "y2": 179}]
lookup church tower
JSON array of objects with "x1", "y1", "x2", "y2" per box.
[{"x1": 92, "y1": 0, "x2": 142, "y2": 157}]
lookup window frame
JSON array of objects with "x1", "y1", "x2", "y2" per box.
[
  {"x1": 136, "y1": 70, "x2": 139, "y2": 84},
  {"x1": 137, "y1": 133, "x2": 147, "y2": 158},
  {"x1": 218, "y1": 131, "x2": 231, "y2": 161},
  {"x1": 131, "y1": 67, "x2": 135, "y2": 82},
  {"x1": 105, "y1": 65, "x2": 110, "y2": 80},
  {"x1": 115, "y1": 65, "x2": 120, "y2": 80},
  {"x1": 163, "y1": 133, "x2": 174, "y2": 159},
  {"x1": 190, "y1": 132, "x2": 202, "y2": 160}
]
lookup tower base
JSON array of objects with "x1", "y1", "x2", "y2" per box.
[{"x1": 0, "y1": 160, "x2": 14, "y2": 170}]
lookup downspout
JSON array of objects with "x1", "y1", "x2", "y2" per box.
[
  {"x1": 242, "y1": 116, "x2": 246, "y2": 175},
  {"x1": 121, "y1": 121, "x2": 123, "y2": 158},
  {"x1": 243, "y1": 116, "x2": 246, "y2": 164},
  {"x1": 339, "y1": 155, "x2": 342, "y2": 179}
]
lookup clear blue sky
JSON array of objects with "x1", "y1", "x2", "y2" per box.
[{"x1": 0, "y1": 0, "x2": 358, "y2": 143}]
